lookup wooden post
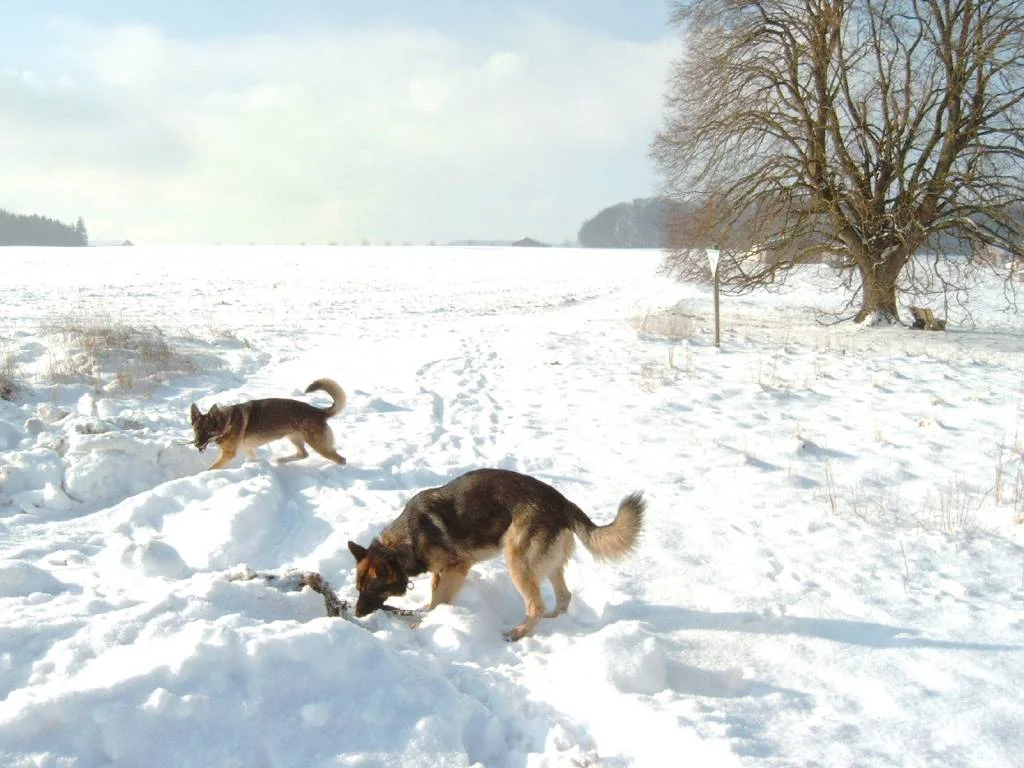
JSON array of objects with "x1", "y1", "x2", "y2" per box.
[
  {"x1": 707, "y1": 249, "x2": 721, "y2": 348},
  {"x1": 713, "y1": 267, "x2": 721, "y2": 348}
]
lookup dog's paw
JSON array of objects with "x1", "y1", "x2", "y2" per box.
[{"x1": 502, "y1": 627, "x2": 527, "y2": 642}]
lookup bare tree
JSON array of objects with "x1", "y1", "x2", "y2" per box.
[{"x1": 651, "y1": 0, "x2": 1024, "y2": 324}]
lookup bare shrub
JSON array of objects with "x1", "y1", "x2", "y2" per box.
[
  {"x1": 46, "y1": 350, "x2": 99, "y2": 388},
  {"x1": 824, "y1": 467, "x2": 988, "y2": 534},
  {"x1": 639, "y1": 362, "x2": 667, "y2": 392},
  {"x1": 208, "y1": 325, "x2": 252, "y2": 348},
  {"x1": 0, "y1": 350, "x2": 21, "y2": 401},
  {"x1": 846, "y1": 481, "x2": 905, "y2": 527},
  {"x1": 632, "y1": 309, "x2": 701, "y2": 343},
  {"x1": 41, "y1": 313, "x2": 200, "y2": 392},
  {"x1": 113, "y1": 368, "x2": 135, "y2": 392},
  {"x1": 184, "y1": 324, "x2": 252, "y2": 349},
  {"x1": 922, "y1": 473, "x2": 987, "y2": 534}
]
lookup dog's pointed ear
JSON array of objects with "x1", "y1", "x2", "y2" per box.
[
  {"x1": 190, "y1": 403, "x2": 201, "y2": 423},
  {"x1": 348, "y1": 541, "x2": 368, "y2": 562}
]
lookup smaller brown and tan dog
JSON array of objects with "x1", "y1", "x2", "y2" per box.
[
  {"x1": 348, "y1": 468, "x2": 645, "y2": 640},
  {"x1": 190, "y1": 378, "x2": 347, "y2": 470}
]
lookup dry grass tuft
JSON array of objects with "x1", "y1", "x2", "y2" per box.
[
  {"x1": 1014, "y1": 469, "x2": 1024, "y2": 526},
  {"x1": 823, "y1": 462, "x2": 987, "y2": 534},
  {"x1": 0, "y1": 350, "x2": 21, "y2": 401},
  {"x1": 920, "y1": 473, "x2": 986, "y2": 534},
  {"x1": 632, "y1": 309, "x2": 702, "y2": 343},
  {"x1": 41, "y1": 313, "x2": 200, "y2": 392}
]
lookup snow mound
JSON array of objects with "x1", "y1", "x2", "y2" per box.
[
  {"x1": 0, "y1": 448, "x2": 65, "y2": 499},
  {"x1": 0, "y1": 419, "x2": 22, "y2": 450},
  {"x1": 0, "y1": 561, "x2": 70, "y2": 598},
  {"x1": 0, "y1": 618, "x2": 503, "y2": 768},
  {"x1": 572, "y1": 620, "x2": 668, "y2": 695},
  {"x1": 64, "y1": 431, "x2": 204, "y2": 506},
  {"x1": 120, "y1": 540, "x2": 193, "y2": 579}
]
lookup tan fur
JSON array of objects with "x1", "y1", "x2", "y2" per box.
[
  {"x1": 190, "y1": 378, "x2": 347, "y2": 470},
  {"x1": 571, "y1": 491, "x2": 644, "y2": 561},
  {"x1": 347, "y1": 468, "x2": 646, "y2": 641}
]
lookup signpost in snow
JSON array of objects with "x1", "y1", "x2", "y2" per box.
[{"x1": 707, "y1": 249, "x2": 721, "y2": 347}]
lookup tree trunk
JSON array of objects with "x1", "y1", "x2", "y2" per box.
[{"x1": 853, "y1": 256, "x2": 903, "y2": 325}]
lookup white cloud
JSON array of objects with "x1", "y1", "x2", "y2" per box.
[{"x1": 0, "y1": 15, "x2": 676, "y2": 244}]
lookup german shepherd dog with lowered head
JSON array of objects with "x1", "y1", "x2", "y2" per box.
[
  {"x1": 190, "y1": 378, "x2": 347, "y2": 470},
  {"x1": 347, "y1": 468, "x2": 645, "y2": 641}
]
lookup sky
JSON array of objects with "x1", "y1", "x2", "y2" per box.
[{"x1": 0, "y1": 1, "x2": 679, "y2": 245}]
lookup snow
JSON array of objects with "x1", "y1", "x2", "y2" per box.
[{"x1": 1, "y1": 244, "x2": 1023, "y2": 767}]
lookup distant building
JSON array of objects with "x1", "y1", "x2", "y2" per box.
[{"x1": 446, "y1": 237, "x2": 552, "y2": 247}]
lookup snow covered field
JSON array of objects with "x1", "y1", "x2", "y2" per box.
[{"x1": 1, "y1": 245, "x2": 1022, "y2": 767}]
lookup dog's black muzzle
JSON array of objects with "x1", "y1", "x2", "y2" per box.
[{"x1": 354, "y1": 591, "x2": 386, "y2": 618}]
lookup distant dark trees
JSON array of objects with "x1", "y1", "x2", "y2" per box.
[
  {"x1": 577, "y1": 198, "x2": 686, "y2": 248},
  {"x1": 0, "y1": 209, "x2": 88, "y2": 246}
]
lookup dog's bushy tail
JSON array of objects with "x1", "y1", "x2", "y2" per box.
[
  {"x1": 305, "y1": 378, "x2": 347, "y2": 417},
  {"x1": 570, "y1": 491, "x2": 645, "y2": 561}
]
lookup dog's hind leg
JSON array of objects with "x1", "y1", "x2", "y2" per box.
[
  {"x1": 545, "y1": 532, "x2": 575, "y2": 618},
  {"x1": 276, "y1": 436, "x2": 309, "y2": 464},
  {"x1": 503, "y1": 540, "x2": 548, "y2": 641},
  {"x1": 546, "y1": 566, "x2": 572, "y2": 618},
  {"x1": 306, "y1": 428, "x2": 346, "y2": 466}
]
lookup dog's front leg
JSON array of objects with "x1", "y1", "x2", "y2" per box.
[
  {"x1": 428, "y1": 562, "x2": 472, "y2": 609},
  {"x1": 209, "y1": 448, "x2": 236, "y2": 470}
]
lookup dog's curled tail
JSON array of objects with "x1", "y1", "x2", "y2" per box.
[
  {"x1": 571, "y1": 491, "x2": 645, "y2": 561},
  {"x1": 305, "y1": 378, "x2": 347, "y2": 417}
]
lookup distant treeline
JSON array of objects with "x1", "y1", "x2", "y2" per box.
[
  {"x1": 577, "y1": 198, "x2": 683, "y2": 248},
  {"x1": 0, "y1": 209, "x2": 88, "y2": 246},
  {"x1": 577, "y1": 197, "x2": 1016, "y2": 255}
]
